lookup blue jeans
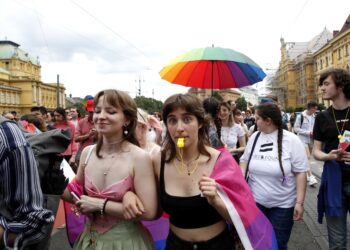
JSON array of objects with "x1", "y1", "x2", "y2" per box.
[
  {"x1": 257, "y1": 203, "x2": 294, "y2": 250},
  {"x1": 325, "y1": 181, "x2": 350, "y2": 250}
]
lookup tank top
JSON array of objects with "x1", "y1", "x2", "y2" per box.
[
  {"x1": 84, "y1": 145, "x2": 134, "y2": 233},
  {"x1": 159, "y1": 156, "x2": 222, "y2": 229}
]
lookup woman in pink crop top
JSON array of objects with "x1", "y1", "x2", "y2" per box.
[{"x1": 62, "y1": 89, "x2": 157, "y2": 250}]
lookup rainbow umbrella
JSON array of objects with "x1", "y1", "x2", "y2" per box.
[{"x1": 159, "y1": 46, "x2": 266, "y2": 94}]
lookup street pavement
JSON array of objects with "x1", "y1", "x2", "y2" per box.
[{"x1": 49, "y1": 157, "x2": 347, "y2": 250}]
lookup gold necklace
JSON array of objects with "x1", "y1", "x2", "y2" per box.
[
  {"x1": 173, "y1": 154, "x2": 201, "y2": 176},
  {"x1": 332, "y1": 106, "x2": 350, "y2": 141}
]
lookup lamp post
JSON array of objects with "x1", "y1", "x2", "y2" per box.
[{"x1": 135, "y1": 75, "x2": 144, "y2": 96}]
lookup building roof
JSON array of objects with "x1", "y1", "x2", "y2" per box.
[
  {"x1": 0, "y1": 40, "x2": 40, "y2": 66},
  {"x1": 286, "y1": 28, "x2": 332, "y2": 60},
  {"x1": 336, "y1": 14, "x2": 350, "y2": 36}
]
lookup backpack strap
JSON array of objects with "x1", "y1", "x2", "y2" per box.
[
  {"x1": 244, "y1": 131, "x2": 261, "y2": 181},
  {"x1": 300, "y1": 114, "x2": 304, "y2": 127}
]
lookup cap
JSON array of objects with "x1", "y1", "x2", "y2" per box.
[
  {"x1": 260, "y1": 97, "x2": 274, "y2": 104},
  {"x1": 85, "y1": 99, "x2": 94, "y2": 112}
]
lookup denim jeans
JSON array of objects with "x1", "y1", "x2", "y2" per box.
[
  {"x1": 325, "y1": 181, "x2": 350, "y2": 250},
  {"x1": 257, "y1": 203, "x2": 294, "y2": 250}
]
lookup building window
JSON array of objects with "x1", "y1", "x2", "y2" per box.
[
  {"x1": 0, "y1": 93, "x2": 4, "y2": 104},
  {"x1": 346, "y1": 44, "x2": 349, "y2": 57},
  {"x1": 326, "y1": 57, "x2": 329, "y2": 67},
  {"x1": 320, "y1": 59, "x2": 323, "y2": 70},
  {"x1": 5, "y1": 62, "x2": 9, "y2": 70},
  {"x1": 6, "y1": 93, "x2": 10, "y2": 104},
  {"x1": 16, "y1": 94, "x2": 20, "y2": 104},
  {"x1": 338, "y1": 48, "x2": 342, "y2": 60}
]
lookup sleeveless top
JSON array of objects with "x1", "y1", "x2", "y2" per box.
[
  {"x1": 159, "y1": 156, "x2": 222, "y2": 229},
  {"x1": 84, "y1": 145, "x2": 134, "y2": 233}
]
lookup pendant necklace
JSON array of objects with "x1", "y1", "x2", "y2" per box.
[
  {"x1": 101, "y1": 138, "x2": 124, "y2": 176},
  {"x1": 332, "y1": 106, "x2": 350, "y2": 141},
  {"x1": 174, "y1": 153, "x2": 201, "y2": 176}
]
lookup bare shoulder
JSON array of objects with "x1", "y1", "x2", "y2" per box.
[
  {"x1": 206, "y1": 146, "x2": 221, "y2": 160},
  {"x1": 127, "y1": 143, "x2": 152, "y2": 164}
]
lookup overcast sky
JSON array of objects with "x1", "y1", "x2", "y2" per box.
[{"x1": 1, "y1": 0, "x2": 349, "y2": 101}]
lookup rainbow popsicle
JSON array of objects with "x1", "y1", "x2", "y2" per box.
[{"x1": 339, "y1": 130, "x2": 350, "y2": 151}]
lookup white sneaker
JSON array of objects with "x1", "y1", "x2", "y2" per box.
[{"x1": 308, "y1": 175, "x2": 318, "y2": 186}]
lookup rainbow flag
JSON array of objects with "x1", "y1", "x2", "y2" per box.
[{"x1": 211, "y1": 150, "x2": 278, "y2": 250}]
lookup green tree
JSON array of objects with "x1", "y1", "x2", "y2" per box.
[
  {"x1": 318, "y1": 103, "x2": 326, "y2": 111},
  {"x1": 235, "y1": 97, "x2": 247, "y2": 111},
  {"x1": 134, "y1": 96, "x2": 163, "y2": 114},
  {"x1": 212, "y1": 91, "x2": 224, "y2": 102}
]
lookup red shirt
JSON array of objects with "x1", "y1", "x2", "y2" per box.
[{"x1": 76, "y1": 117, "x2": 95, "y2": 151}]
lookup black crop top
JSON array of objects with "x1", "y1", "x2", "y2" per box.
[{"x1": 159, "y1": 156, "x2": 223, "y2": 229}]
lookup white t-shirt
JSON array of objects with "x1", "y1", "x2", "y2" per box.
[
  {"x1": 240, "y1": 130, "x2": 309, "y2": 208},
  {"x1": 293, "y1": 110, "x2": 315, "y2": 145},
  {"x1": 221, "y1": 124, "x2": 245, "y2": 149}
]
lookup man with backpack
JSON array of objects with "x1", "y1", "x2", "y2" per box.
[
  {"x1": 0, "y1": 115, "x2": 54, "y2": 250},
  {"x1": 294, "y1": 101, "x2": 319, "y2": 186}
]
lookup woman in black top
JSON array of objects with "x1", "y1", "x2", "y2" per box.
[{"x1": 156, "y1": 93, "x2": 233, "y2": 249}]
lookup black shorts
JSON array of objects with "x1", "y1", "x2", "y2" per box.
[{"x1": 165, "y1": 227, "x2": 234, "y2": 250}]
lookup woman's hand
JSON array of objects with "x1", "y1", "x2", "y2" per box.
[
  {"x1": 76, "y1": 195, "x2": 103, "y2": 214},
  {"x1": 293, "y1": 203, "x2": 304, "y2": 221},
  {"x1": 122, "y1": 191, "x2": 145, "y2": 220},
  {"x1": 199, "y1": 175, "x2": 220, "y2": 206}
]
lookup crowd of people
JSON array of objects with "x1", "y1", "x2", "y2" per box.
[{"x1": 0, "y1": 68, "x2": 349, "y2": 250}]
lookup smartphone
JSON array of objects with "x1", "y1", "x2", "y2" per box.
[{"x1": 71, "y1": 191, "x2": 80, "y2": 201}]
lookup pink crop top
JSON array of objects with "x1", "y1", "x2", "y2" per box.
[{"x1": 84, "y1": 146, "x2": 134, "y2": 233}]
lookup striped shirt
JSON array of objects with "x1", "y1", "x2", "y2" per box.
[{"x1": 0, "y1": 118, "x2": 54, "y2": 249}]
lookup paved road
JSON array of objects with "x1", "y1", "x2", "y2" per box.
[{"x1": 49, "y1": 158, "x2": 347, "y2": 250}]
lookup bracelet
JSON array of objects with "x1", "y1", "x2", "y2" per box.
[
  {"x1": 296, "y1": 201, "x2": 304, "y2": 206},
  {"x1": 100, "y1": 198, "x2": 109, "y2": 215}
]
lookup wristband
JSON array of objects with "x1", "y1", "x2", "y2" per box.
[{"x1": 100, "y1": 198, "x2": 109, "y2": 215}]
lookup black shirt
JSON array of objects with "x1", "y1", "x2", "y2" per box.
[
  {"x1": 314, "y1": 106, "x2": 350, "y2": 181},
  {"x1": 313, "y1": 107, "x2": 350, "y2": 153},
  {"x1": 159, "y1": 156, "x2": 222, "y2": 229}
]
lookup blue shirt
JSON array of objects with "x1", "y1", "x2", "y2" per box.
[{"x1": 0, "y1": 118, "x2": 54, "y2": 249}]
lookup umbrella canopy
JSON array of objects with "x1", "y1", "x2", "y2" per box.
[{"x1": 159, "y1": 47, "x2": 266, "y2": 91}]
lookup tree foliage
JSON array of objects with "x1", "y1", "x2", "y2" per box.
[
  {"x1": 212, "y1": 91, "x2": 224, "y2": 102},
  {"x1": 235, "y1": 97, "x2": 247, "y2": 111},
  {"x1": 134, "y1": 96, "x2": 163, "y2": 114}
]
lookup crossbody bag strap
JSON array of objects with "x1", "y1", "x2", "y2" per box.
[{"x1": 244, "y1": 131, "x2": 261, "y2": 180}]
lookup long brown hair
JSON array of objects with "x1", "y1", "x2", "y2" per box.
[
  {"x1": 94, "y1": 89, "x2": 139, "y2": 158},
  {"x1": 219, "y1": 102, "x2": 234, "y2": 126},
  {"x1": 161, "y1": 93, "x2": 210, "y2": 163},
  {"x1": 256, "y1": 103, "x2": 285, "y2": 179}
]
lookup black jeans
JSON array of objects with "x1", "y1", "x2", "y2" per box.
[{"x1": 165, "y1": 227, "x2": 234, "y2": 250}]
